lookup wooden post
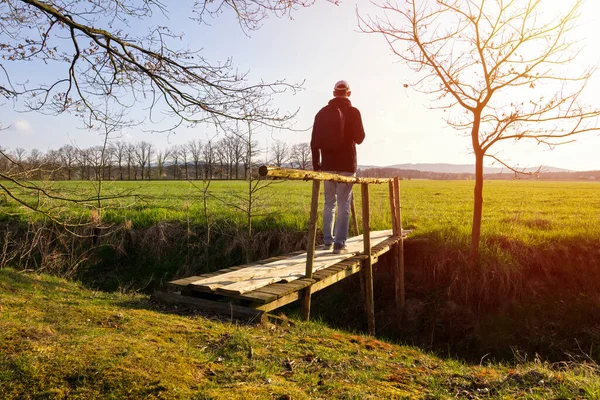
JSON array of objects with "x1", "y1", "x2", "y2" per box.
[
  {"x1": 350, "y1": 192, "x2": 359, "y2": 236},
  {"x1": 361, "y1": 183, "x2": 375, "y2": 335},
  {"x1": 388, "y1": 180, "x2": 398, "y2": 236},
  {"x1": 393, "y1": 177, "x2": 405, "y2": 313},
  {"x1": 351, "y1": 190, "x2": 367, "y2": 306},
  {"x1": 302, "y1": 180, "x2": 320, "y2": 321}
]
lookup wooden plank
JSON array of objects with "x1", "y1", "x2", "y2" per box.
[
  {"x1": 187, "y1": 235, "x2": 373, "y2": 292},
  {"x1": 238, "y1": 279, "x2": 315, "y2": 304},
  {"x1": 232, "y1": 290, "x2": 276, "y2": 304},
  {"x1": 176, "y1": 251, "x2": 306, "y2": 290},
  {"x1": 152, "y1": 291, "x2": 265, "y2": 322},
  {"x1": 167, "y1": 266, "x2": 245, "y2": 291},
  {"x1": 212, "y1": 231, "x2": 392, "y2": 295},
  {"x1": 361, "y1": 183, "x2": 376, "y2": 335},
  {"x1": 257, "y1": 261, "x2": 364, "y2": 312}
]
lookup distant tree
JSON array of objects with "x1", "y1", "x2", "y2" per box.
[
  {"x1": 155, "y1": 148, "x2": 172, "y2": 180},
  {"x1": 58, "y1": 145, "x2": 77, "y2": 181},
  {"x1": 361, "y1": 0, "x2": 600, "y2": 259},
  {"x1": 270, "y1": 139, "x2": 289, "y2": 167},
  {"x1": 179, "y1": 144, "x2": 190, "y2": 180},
  {"x1": 134, "y1": 141, "x2": 153, "y2": 180},
  {"x1": 113, "y1": 142, "x2": 127, "y2": 181},
  {"x1": 230, "y1": 134, "x2": 246, "y2": 179},
  {"x1": 44, "y1": 149, "x2": 61, "y2": 180},
  {"x1": 76, "y1": 148, "x2": 89, "y2": 180},
  {"x1": 290, "y1": 142, "x2": 312, "y2": 170},
  {"x1": 214, "y1": 139, "x2": 230, "y2": 179},
  {"x1": 88, "y1": 146, "x2": 105, "y2": 180},
  {"x1": 170, "y1": 146, "x2": 181, "y2": 180},
  {"x1": 187, "y1": 139, "x2": 203, "y2": 180},
  {"x1": 202, "y1": 140, "x2": 215, "y2": 179},
  {"x1": 12, "y1": 148, "x2": 27, "y2": 173},
  {"x1": 27, "y1": 149, "x2": 43, "y2": 179},
  {"x1": 126, "y1": 143, "x2": 136, "y2": 181}
]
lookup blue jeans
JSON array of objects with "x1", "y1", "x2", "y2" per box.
[{"x1": 323, "y1": 171, "x2": 355, "y2": 246}]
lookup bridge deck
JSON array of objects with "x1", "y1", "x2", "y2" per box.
[{"x1": 157, "y1": 230, "x2": 407, "y2": 319}]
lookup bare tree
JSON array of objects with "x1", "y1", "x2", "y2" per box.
[
  {"x1": 58, "y1": 145, "x2": 77, "y2": 181},
  {"x1": 145, "y1": 143, "x2": 154, "y2": 180},
  {"x1": 361, "y1": 0, "x2": 600, "y2": 259},
  {"x1": 187, "y1": 139, "x2": 203, "y2": 180},
  {"x1": 179, "y1": 144, "x2": 190, "y2": 180},
  {"x1": 26, "y1": 149, "x2": 43, "y2": 179},
  {"x1": 104, "y1": 145, "x2": 115, "y2": 180},
  {"x1": 76, "y1": 148, "x2": 89, "y2": 180},
  {"x1": 44, "y1": 149, "x2": 61, "y2": 180},
  {"x1": 155, "y1": 148, "x2": 172, "y2": 180},
  {"x1": 290, "y1": 142, "x2": 312, "y2": 170},
  {"x1": 202, "y1": 140, "x2": 215, "y2": 180},
  {"x1": 230, "y1": 134, "x2": 246, "y2": 179},
  {"x1": 270, "y1": 139, "x2": 290, "y2": 167},
  {"x1": 134, "y1": 141, "x2": 152, "y2": 180},
  {"x1": 214, "y1": 139, "x2": 230, "y2": 179},
  {"x1": 113, "y1": 142, "x2": 127, "y2": 181},
  {"x1": 170, "y1": 146, "x2": 181, "y2": 180},
  {"x1": 12, "y1": 148, "x2": 27, "y2": 173},
  {"x1": 88, "y1": 146, "x2": 105, "y2": 181},
  {"x1": 126, "y1": 143, "x2": 136, "y2": 181}
]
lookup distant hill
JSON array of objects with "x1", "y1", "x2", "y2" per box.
[{"x1": 359, "y1": 163, "x2": 572, "y2": 174}]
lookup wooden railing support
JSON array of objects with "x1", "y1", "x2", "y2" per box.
[
  {"x1": 388, "y1": 180, "x2": 398, "y2": 236},
  {"x1": 350, "y1": 192, "x2": 359, "y2": 236},
  {"x1": 302, "y1": 180, "x2": 321, "y2": 321},
  {"x1": 393, "y1": 177, "x2": 405, "y2": 316},
  {"x1": 361, "y1": 183, "x2": 375, "y2": 335}
]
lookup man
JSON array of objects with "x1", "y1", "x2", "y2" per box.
[{"x1": 310, "y1": 80, "x2": 365, "y2": 254}]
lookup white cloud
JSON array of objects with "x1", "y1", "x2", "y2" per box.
[{"x1": 11, "y1": 119, "x2": 33, "y2": 135}]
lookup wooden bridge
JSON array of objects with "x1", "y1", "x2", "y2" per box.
[{"x1": 156, "y1": 166, "x2": 406, "y2": 334}]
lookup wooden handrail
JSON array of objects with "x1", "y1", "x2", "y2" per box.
[{"x1": 258, "y1": 166, "x2": 391, "y2": 184}]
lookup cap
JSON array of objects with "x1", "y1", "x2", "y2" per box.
[{"x1": 334, "y1": 80, "x2": 350, "y2": 92}]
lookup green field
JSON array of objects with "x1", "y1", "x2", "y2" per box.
[{"x1": 5, "y1": 179, "x2": 600, "y2": 241}]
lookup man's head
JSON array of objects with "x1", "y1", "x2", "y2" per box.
[{"x1": 333, "y1": 80, "x2": 351, "y2": 98}]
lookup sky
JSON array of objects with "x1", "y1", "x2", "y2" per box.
[{"x1": 1, "y1": 0, "x2": 600, "y2": 171}]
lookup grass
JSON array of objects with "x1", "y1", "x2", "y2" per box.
[
  {"x1": 2, "y1": 267, "x2": 600, "y2": 399},
  {"x1": 4, "y1": 179, "x2": 600, "y2": 238}
]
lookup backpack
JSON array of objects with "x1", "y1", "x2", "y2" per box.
[{"x1": 312, "y1": 104, "x2": 346, "y2": 150}]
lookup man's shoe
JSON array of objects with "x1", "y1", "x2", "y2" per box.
[
  {"x1": 322, "y1": 243, "x2": 333, "y2": 250},
  {"x1": 332, "y1": 244, "x2": 348, "y2": 255}
]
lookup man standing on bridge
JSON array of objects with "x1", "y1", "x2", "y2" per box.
[{"x1": 311, "y1": 80, "x2": 365, "y2": 254}]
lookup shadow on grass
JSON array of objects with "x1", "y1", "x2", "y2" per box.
[
  {"x1": 0, "y1": 268, "x2": 72, "y2": 293},
  {"x1": 292, "y1": 231, "x2": 600, "y2": 364}
]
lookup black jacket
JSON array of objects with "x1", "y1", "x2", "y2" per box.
[{"x1": 310, "y1": 97, "x2": 365, "y2": 173}]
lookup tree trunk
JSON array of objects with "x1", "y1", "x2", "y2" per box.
[{"x1": 471, "y1": 151, "x2": 484, "y2": 261}]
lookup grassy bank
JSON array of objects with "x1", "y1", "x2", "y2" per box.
[{"x1": 2, "y1": 268, "x2": 600, "y2": 399}]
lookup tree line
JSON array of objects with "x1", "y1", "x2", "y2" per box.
[{"x1": 0, "y1": 138, "x2": 313, "y2": 181}]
